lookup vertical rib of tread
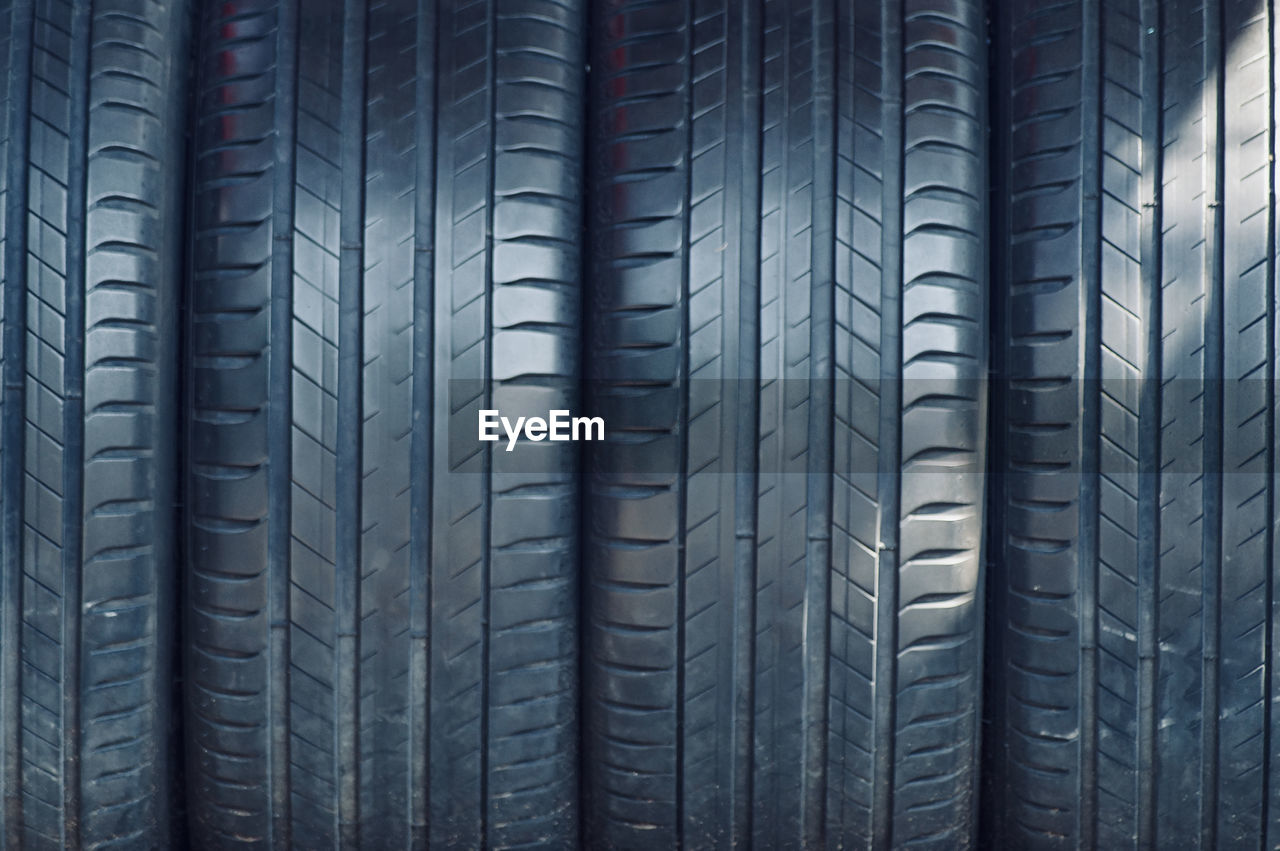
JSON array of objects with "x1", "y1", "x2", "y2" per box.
[
  {"x1": 334, "y1": 0, "x2": 367, "y2": 843},
  {"x1": 186, "y1": 0, "x2": 293, "y2": 844},
  {"x1": 1218, "y1": 0, "x2": 1273, "y2": 841},
  {"x1": 893, "y1": 0, "x2": 987, "y2": 844},
  {"x1": 0, "y1": 2, "x2": 33, "y2": 846},
  {"x1": 871, "y1": 1, "x2": 903, "y2": 845}
]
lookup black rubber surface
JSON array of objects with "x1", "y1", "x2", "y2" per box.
[
  {"x1": 584, "y1": 0, "x2": 988, "y2": 847},
  {"x1": 12, "y1": 1, "x2": 1280, "y2": 846},
  {"x1": 0, "y1": 0, "x2": 189, "y2": 848},
  {"x1": 987, "y1": 0, "x2": 1280, "y2": 847},
  {"x1": 185, "y1": 0, "x2": 583, "y2": 846}
]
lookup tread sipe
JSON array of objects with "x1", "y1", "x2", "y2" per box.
[
  {"x1": 184, "y1": 0, "x2": 584, "y2": 847},
  {"x1": 987, "y1": 0, "x2": 1280, "y2": 847},
  {"x1": 584, "y1": 0, "x2": 989, "y2": 847},
  {"x1": 0, "y1": 0, "x2": 189, "y2": 847}
]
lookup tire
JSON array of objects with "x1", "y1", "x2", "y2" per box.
[
  {"x1": 185, "y1": 0, "x2": 584, "y2": 847},
  {"x1": 584, "y1": 1, "x2": 988, "y2": 847},
  {"x1": 987, "y1": 0, "x2": 1280, "y2": 847},
  {"x1": 0, "y1": 0, "x2": 188, "y2": 847}
]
